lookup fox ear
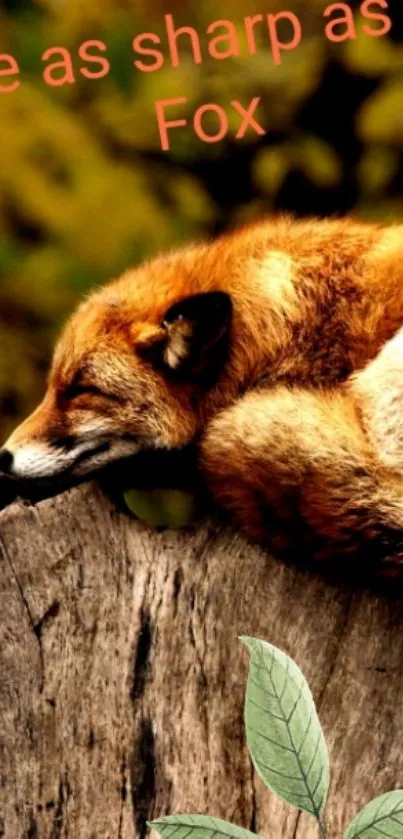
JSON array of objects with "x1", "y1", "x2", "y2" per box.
[{"x1": 159, "y1": 292, "x2": 232, "y2": 379}]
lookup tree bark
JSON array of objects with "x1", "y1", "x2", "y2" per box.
[{"x1": 1, "y1": 485, "x2": 403, "y2": 839}]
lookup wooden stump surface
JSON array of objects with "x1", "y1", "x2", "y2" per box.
[{"x1": 1, "y1": 484, "x2": 403, "y2": 839}]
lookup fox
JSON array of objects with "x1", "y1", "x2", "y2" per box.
[{"x1": 3, "y1": 215, "x2": 403, "y2": 570}]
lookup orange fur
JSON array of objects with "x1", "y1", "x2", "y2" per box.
[{"x1": 5, "y1": 215, "x2": 403, "y2": 567}]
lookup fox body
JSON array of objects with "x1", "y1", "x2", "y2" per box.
[{"x1": 4, "y1": 216, "x2": 403, "y2": 567}]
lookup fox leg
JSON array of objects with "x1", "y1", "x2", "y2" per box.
[{"x1": 200, "y1": 348, "x2": 403, "y2": 567}]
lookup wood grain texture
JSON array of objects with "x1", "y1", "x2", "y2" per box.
[{"x1": 1, "y1": 485, "x2": 403, "y2": 839}]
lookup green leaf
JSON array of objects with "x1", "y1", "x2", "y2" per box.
[
  {"x1": 343, "y1": 27, "x2": 403, "y2": 77},
  {"x1": 297, "y1": 137, "x2": 342, "y2": 188},
  {"x1": 344, "y1": 790, "x2": 403, "y2": 839},
  {"x1": 240, "y1": 637, "x2": 329, "y2": 818},
  {"x1": 124, "y1": 488, "x2": 197, "y2": 529},
  {"x1": 358, "y1": 79, "x2": 403, "y2": 146},
  {"x1": 253, "y1": 147, "x2": 289, "y2": 195},
  {"x1": 357, "y1": 148, "x2": 399, "y2": 196},
  {"x1": 148, "y1": 814, "x2": 262, "y2": 839}
]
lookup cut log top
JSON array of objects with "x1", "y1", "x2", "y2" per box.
[{"x1": 1, "y1": 485, "x2": 403, "y2": 839}]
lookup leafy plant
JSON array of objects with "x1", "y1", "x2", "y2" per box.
[
  {"x1": 148, "y1": 637, "x2": 403, "y2": 839},
  {"x1": 241, "y1": 637, "x2": 329, "y2": 833}
]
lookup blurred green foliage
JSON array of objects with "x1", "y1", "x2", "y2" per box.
[{"x1": 0, "y1": 0, "x2": 402, "y2": 438}]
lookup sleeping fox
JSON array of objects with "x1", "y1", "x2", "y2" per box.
[{"x1": 3, "y1": 215, "x2": 403, "y2": 567}]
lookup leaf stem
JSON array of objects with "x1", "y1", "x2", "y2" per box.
[{"x1": 317, "y1": 818, "x2": 328, "y2": 839}]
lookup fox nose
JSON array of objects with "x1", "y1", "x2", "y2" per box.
[{"x1": 0, "y1": 449, "x2": 14, "y2": 474}]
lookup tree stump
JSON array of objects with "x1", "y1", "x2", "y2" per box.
[{"x1": 1, "y1": 484, "x2": 403, "y2": 839}]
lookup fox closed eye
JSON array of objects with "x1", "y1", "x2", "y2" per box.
[{"x1": 63, "y1": 382, "x2": 117, "y2": 402}]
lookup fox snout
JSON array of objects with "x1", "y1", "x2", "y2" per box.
[
  {"x1": 0, "y1": 435, "x2": 114, "y2": 482},
  {"x1": 1, "y1": 402, "x2": 62, "y2": 480},
  {"x1": 0, "y1": 401, "x2": 136, "y2": 484},
  {"x1": 0, "y1": 432, "x2": 138, "y2": 485}
]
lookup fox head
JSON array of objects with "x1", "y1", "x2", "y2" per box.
[{"x1": 0, "y1": 254, "x2": 233, "y2": 489}]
